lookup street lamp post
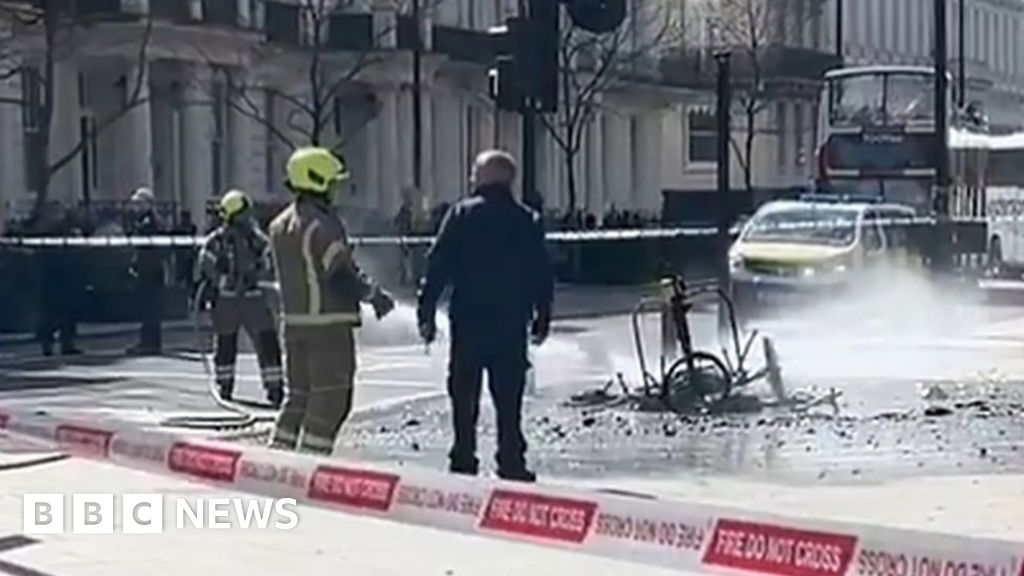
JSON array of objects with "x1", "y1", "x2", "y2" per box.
[
  {"x1": 958, "y1": 0, "x2": 966, "y2": 108},
  {"x1": 412, "y1": 0, "x2": 423, "y2": 190},
  {"x1": 835, "y1": 0, "x2": 843, "y2": 59},
  {"x1": 715, "y1": 51, "x2": 732, "y2": 303}
]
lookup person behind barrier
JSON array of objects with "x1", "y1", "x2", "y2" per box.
[
  {"x1": 126, "y1": 187, "x2": 165, "y2": 356},
  {"x1": 32, "y1": 201, "x2": 82, "y2": 357},
  {"x1": 417, "y1": 149, "x2": 554, "y2": 483},
  {"x1": 268, "y1": 147, "x2": 395, "y2": 455},
  {"x1": 196, "y1": 190, "x2": 284, "y2": 408}
]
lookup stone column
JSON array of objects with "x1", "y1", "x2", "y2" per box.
[
  {"x1": 585, "y1": 113, "x2": 605, "y2": 219},
  {"x1": 181, "y1": 64, "x2": 215, "y2": 228},
  {"x1": 419, "y1": 88, "x2": 435, "y2": 208},
  {"x1": 432, "y1": 91, "x2": 461, "y2": 205},
  {"x1": 397, "y1": 88, "x2": 414, "y2": 193},
  {"x1": 49, "y1": 59, "x2": 83, "y2": 205},
  {"x1": 376, "y1": 88, "x2": 400, "y2": 218},
  {"x1": 0, "y1": 73, "x2": 25, "y2": 224},
  {"x1": 602, "y1": 112, "x2": 632, "y2": 211},
  {"x1": 120, "y1": 62, "x2": 155, "y2": 197},
  {"x1": 229, "y1": 71, "x2": 266, "y2": 196},
  {"x1": 633, "y1": 111, "x2": 663, "y2": 214}
]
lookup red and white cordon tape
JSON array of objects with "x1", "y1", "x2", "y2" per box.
[{"x1": 2, "y1": 407, "x2": 1021, "y2": 576}]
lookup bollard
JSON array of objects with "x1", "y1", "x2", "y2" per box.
[{"x1": 659, "y1": 277, "x2": 679, "y2": 380}]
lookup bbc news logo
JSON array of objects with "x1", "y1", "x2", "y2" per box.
[{"x1": 23, "y1": 494, "x2": 299, "y2": 534}]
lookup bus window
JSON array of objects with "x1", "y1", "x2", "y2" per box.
[
  {"x1": 886, "y1": 75, "x2": 935, "y2": 123},
  {"x1": 831, "y1": 75, "x2": 884, "y2": 127}
]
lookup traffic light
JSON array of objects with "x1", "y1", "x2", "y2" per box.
[
  {"x1": 488, "y1": 56, "x2": 524, "y2": 112},
  {"x1": 527, "y1": 0, "x2": 559, "y2": 113},
  {"x1": 488, "y1": 18, "x2": 527, "y2": 112},
  {"x1": 488, "y1": 0, "x2": 626, "y2": 113},
  {"x1": 488, "y1": 10, "x2": 559, "y2": 113}
]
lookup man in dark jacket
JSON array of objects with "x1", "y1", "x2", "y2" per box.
[
  {"x1": 417, "y1": 150, "x2": 554, "y2": 482},
  {"x1": 126, "y1": 187, "x2": 165, "y2": 356},
  {"x1": 34, "y1": 202, "x2": 82, "y2": 357}
]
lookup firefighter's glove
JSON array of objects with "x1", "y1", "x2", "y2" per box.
[
  {"x1": 369, "y1": 287, "x2": 396, "y2": 320},
  {"x1": 531, "y1": 310, "x2": 551, "y2": 346}
]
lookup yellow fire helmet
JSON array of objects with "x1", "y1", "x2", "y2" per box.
[
  {"x1": 285, "y1": 147, "x2": 349, "y2": 196},
  {"x1": 218, "y1": 189, "x2": 251, "y2": 222}
]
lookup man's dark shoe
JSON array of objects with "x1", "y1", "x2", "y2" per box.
[
  {"x1": 60, "y1": 346, "x2": 83, "y2": 357},
  {"x1": 448, "y1": 461, "x2": 479, "y2": 476},
  {"x1": 217, "y1": 385, "x2": 234, "y2": 402},
  {"x1": 497, "y1": 468, "x2": 537, "y2": 483},
  {"x1": 266, "y1": 388, "x2": 284, "y2": 409}
]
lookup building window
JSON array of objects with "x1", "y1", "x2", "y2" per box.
[{"x1": 685, "y1": 108, "x2": 717, "y2": 166}]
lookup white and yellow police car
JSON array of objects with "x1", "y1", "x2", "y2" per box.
[{"x1": 729, "y1": 197, "x2": 918, "y2": 311}]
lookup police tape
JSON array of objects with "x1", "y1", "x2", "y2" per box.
[
  {"x1": 0, "y1": 227, "x2": 727, "y2": 249},
  {"x1": 1, "y1": 406, "x2": 1021, "y2": 575},
  {"x1": 0, "y1": 215, "x2": 987, "y2": 249}
]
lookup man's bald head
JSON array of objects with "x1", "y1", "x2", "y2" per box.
[{"x1": 471, "y1": 150, "x2": 518, "y2": 190}]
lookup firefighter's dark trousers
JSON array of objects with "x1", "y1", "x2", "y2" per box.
[
  {"x1": 211, "y1": 294, "x2": 283, "y2": 395},
  {"x1": 446, "y1": 325, "x2": 528, "y2": 475},
  {"x1": 271, "y1": 326, "x2": 355, "y2": 455}
]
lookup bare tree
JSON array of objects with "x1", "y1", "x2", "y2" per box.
[
  {"x1": 0, "y1": 1, "x2": 154, "y2": 215},
  {"x1": 212, "y1": 0, "x2": 445, "y2": 157},
  {"x1": 700, "y1": 0, "x2": 825, "y2": 194},
  {"x1": 540, "y1": 2, "x2": 677, "y2": 213}
]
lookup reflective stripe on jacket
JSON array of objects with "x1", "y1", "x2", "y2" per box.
[
  {"x1": 269, "y1": 196, "x2": 375, "y2": 336},
  {"x1": 196, "y1": 222, "x2": 274, "y2": 298}
]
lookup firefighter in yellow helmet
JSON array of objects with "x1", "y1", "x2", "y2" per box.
[
  {"x1": 268, "y1": 147, "x2": 395, "y2": 455},
  {"x1": 196, "y1": 189, "x2": 285, "y2": 407}
]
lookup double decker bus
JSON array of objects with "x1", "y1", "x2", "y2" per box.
[
  {"x1": 815, "y1": 64, "x2": 1024, "y2": 271},
  {"x1": 815, "y1": 65, "x2": 943, "y2": 214}
]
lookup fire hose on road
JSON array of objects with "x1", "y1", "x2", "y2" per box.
[{"x1": 158, "y1": 280, "x2": 279, "y2": 431}]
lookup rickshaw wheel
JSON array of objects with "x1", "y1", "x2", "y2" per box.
[{"x1": 662, "y1": 352, "x2": 732, "y2": 414}]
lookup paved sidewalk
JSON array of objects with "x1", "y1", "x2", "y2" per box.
[{"x1": 0, "y1": 454, "x2": 686, "y2": 576}]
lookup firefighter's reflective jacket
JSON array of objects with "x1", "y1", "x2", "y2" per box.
[
  {"x1": 269, "y1": 195, "x2": 375, "y2": 337},
  {"x1": 196, "y1": 221, "x2": 275, "y2": 299}
]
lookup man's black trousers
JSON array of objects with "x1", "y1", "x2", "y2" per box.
[{"x1": 446, "y1": 326, "x2": 529, "y2": 475}]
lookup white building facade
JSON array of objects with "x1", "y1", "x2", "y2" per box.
[
  {"x1": 2, "y1": 0, "x2": 1023, "y2": 230},
  {"x1": 0, "y1": 0, "x2": 679, "y2": 229},
  {"x1": 837, "y1": 0, "x2": 1024, "y2": 130}
]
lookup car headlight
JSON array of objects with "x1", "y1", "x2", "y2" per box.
[{"x1": 801, "y1": 266, "x2": 816, "y2": 277}]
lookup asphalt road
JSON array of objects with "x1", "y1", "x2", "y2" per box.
[{"x1": 2, "y1": 275, "x2": 1024, "y2": 486}]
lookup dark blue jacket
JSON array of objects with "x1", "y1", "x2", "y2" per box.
[{"x1": 418, "y1": 184, "x2": 554, "y2": 341}]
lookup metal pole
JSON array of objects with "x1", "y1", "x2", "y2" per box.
[
  {"x1": 412, "y1": 0, "x2": 423, "y2": 189},
  {"x1": 934, "y1": 0, "x2": 953, "y2": 273},
  {"x1": 715, "y1": 52, "x2": 732, "y2": 300},
  {"x1": 835, "y1": 0, "x2": 843, "y2": 59},
  {"x1": 957, "y1": 0, "x2": 966, "y2": 108},
  {"x1": 935, "y1": 0, "x2": 950, "y2": 191},
  {"x1": 521, "y1": 0, "x2": 539, "y2": 210}
]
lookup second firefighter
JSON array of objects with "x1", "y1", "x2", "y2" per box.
[{"x1": 196, "y1": 190, "x2": 285, "y2": 407}]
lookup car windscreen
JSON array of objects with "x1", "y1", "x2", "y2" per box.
[{"x1": 743, "y1": 208, "x2": 858, "y2": 247}]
